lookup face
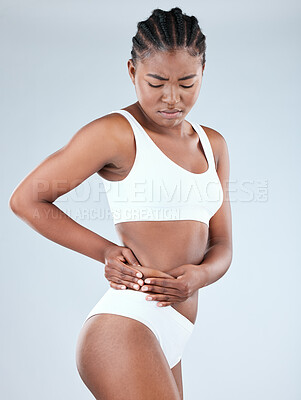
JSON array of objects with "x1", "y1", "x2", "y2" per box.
[{"x1": 128, "y1": 49, "x2": 205, "y2": 128}]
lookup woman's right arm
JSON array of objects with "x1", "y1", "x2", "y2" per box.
[{"x1": 8, "y1": 115, "x2": 136, "y2": 265}]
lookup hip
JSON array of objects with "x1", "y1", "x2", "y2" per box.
[{"x1": 84, "y1": 286, "x2": 196, "y2": 329}]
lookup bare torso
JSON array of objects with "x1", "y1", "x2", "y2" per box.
[{"x1": 98, "y1": 103, "x2": 218, "y2": 325}]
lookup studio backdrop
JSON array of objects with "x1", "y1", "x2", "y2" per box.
[{"x1": 1, "y1": 1, "x2": 300, "y2": 399}]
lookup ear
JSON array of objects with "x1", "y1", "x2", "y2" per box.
[{"x1": 127, "y1": 59, "x2": 136, "y2": 85}]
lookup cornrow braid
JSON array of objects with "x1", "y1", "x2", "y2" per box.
[
  {"x1": 131, "y1": 7, "x2": 206, "y2": 67},
  {"x1": 153, "y1": 9, "x2": 171, "y2": 46},
  {"x1": 173, "y1": 8, "x2": 185, "y2": 47}
]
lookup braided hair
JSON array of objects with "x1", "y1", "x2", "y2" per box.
[{"x1": 131, "y1": 7, "x2": 206, "y2": 67}]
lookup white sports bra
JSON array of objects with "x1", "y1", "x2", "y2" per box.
[{"x1": 101, "y1": 109, "x2": 223, "y2": 226}]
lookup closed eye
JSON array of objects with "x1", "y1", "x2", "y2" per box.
[{"x1": 148, "y1": 83, "x2": 195, "y2": 89}]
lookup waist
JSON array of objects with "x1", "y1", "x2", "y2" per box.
[{"x1": 116, "y1": 219, "x2": 208, "y2": 272}]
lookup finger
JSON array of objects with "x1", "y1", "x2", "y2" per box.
[
  {"x1": 121, "y1": 248, "x2": 141, "y2": 267},
  {"x1": 139, "y1": 284, "x2": 178, "y2": 296},
  {"x1": 157, "y1": 302, "x2": 173, "y2": 307},
  {"x1": 105, "y1": 270, "x2": 143, "y2": 288},
  {"x1": 143, "y1": 277, "x2": 171, "y2": 287},
  {"x1": 109, "y1": 259, "x2": 143, "y2": 279},
  {"x1": 108, "y1": 270, "x2": 144, "y2": 286},
  {"x1": 118, "y1": 259, "x2": 144, "y2": 278},
  {"x1": 145, "y1": 294, "x2": 178, "y2": 303},
  {"x1": 109, "y1": 274, "x2": 143, "y2": 291},
  {"x1": 109, "y1": 281, "x2": 127, "y2": 290},
  {"x1": 111, "y1": 268, "x2": 145, "y2": 287},
  {"x1": 144, "y1": 278, "x2": 181, "y2": 291}
]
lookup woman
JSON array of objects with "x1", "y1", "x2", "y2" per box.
[{"x1": 9, "y1": 7, "x2": 232, "y2": 400}]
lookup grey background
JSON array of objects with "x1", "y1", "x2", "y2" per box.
[{"x1": 1, "y1": 1, "x2": 300, "y2": 399}]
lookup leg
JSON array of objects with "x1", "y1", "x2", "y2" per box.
[
  {"x1": 172, "y1": 360, "x2": 184, "y2": 400},
  {"x1": 76, "y1": 313, "x2": 181, "y2": 400}
]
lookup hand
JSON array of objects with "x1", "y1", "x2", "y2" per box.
[
  {"x1": 103, "y1": 244, "x2": 145, "y2": 291},
  {"x1": 140, "y1": 264, "x2": 201, "y2": 307}
]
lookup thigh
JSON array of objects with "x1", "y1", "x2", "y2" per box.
[
  {"x1": 171, "y1": 360, "x2": 184, "y2": 400},
  {"x1": 76, "y1": 313, "x2": 181, "y2": 400}
]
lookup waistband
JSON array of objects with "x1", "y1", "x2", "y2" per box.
[{"x1": 106, "y1": 287, "x2": 195, "y2": 333}]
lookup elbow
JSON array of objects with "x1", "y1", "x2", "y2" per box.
[
  {"x1": 9, "y1": 188, "x2": 51, "y2": 216},
  {"x1": 226, "y1": 246, "x2": 233, "y2": 271},
  {"x1": 222, "y1": 239, "x2": 233, "y2": 269},
  {"x1": 219, "y1": 242, "x2": 233, "y2": 273},
  {"x1": 228, "y1": 252, "x2": 233, "y2": 270},
  {"x1": 9, "y1": 191, "x2": 24, "y2": 215},
  {"x1": 9, "y1": 187, "x2": 31, "y2": 215}
]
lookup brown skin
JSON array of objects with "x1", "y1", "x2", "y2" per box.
[
  {"x1": 129, "y1": 50, "x2": 204, "y2": 136},
  {"x1": 103, "y1": 50, "x2": 232, "y2": 321},
  {"x1": 84, "y1": 52, "x2": 231, "y2": 398},
  {"x1": 9, "y1": 49, "x2": 232, "y2": 399},
  {"x1": 76, "y1": 314, "x2": 183, "y2": 400}
]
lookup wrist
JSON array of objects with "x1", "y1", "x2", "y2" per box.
[
  {"x1": 103, "y1": 242, "x2": 119, "y2": 261},
  {"x1": 191, "y1": 263, "x2": 210, "y2": 290}
]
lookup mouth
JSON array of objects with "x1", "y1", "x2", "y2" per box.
[{"x1": 158, "y1": 110, "x2": 182, "y2": 119}]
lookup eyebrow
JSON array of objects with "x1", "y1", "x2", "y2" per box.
[{"x1": 146, "y1": 73, "x2": 197, "y2": 81}]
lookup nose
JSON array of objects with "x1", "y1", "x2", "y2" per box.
[{"x1": 162, "y1": 86, "x2": 180, "y2": 105}]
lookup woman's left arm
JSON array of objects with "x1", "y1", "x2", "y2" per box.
[
  {"x1": 191, "y1": 131, "x2": 233, "y2": 289},
  {"x1": 141, "y1": 131, "x2": 233, "y2": 306}
]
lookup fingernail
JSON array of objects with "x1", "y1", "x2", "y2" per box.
[
  {"x1": 141, "y1": 286, "x2": 148, "y2": 291},
  {"x1": 136, "y1": 272, "x2": 142, "y2": 278},
  {"x1": 146, "y1": 296, "x2": 152, "y2": 300},
  {"x1": 145, "y1": 279, "x2": 151, "y2": 284},
  {"x1": 134, "y1": 284, "x2": 140, "y2": 290},
  {"x1": 138, "y1": 279, "x2": 144, "y2": 285}
]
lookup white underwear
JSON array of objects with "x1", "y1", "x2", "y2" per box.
[{"x1": 83, "y1": 287, "x2": 195, "y2": 369}]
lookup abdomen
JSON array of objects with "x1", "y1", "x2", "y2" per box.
[{"x1": 116, "y1": 219, "x2": 208, "y2": 272}]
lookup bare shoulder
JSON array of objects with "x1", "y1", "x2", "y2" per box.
[
  {"x1": 84, "y1": 111, "x2": 133, "y2": 150},
  {"x1": 9, "y1": 111, "x2": 135, "y2": 204},
  {"x1": 200, "y1": 125, "x2": 228, "y2": 167},
  {"x1": 95, "y1": 111, "x2": 136, "y2": 170},
  {"x1": 75, "y1": 111, "x2": 134, "y2": 168}
]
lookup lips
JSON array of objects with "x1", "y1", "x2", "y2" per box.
[
  {"x1": 158, "y1": 110, "x2": 182, "y2": 119},
  {"x1": 160, "y1": 109, "x2": 182, "y2": 113}
]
